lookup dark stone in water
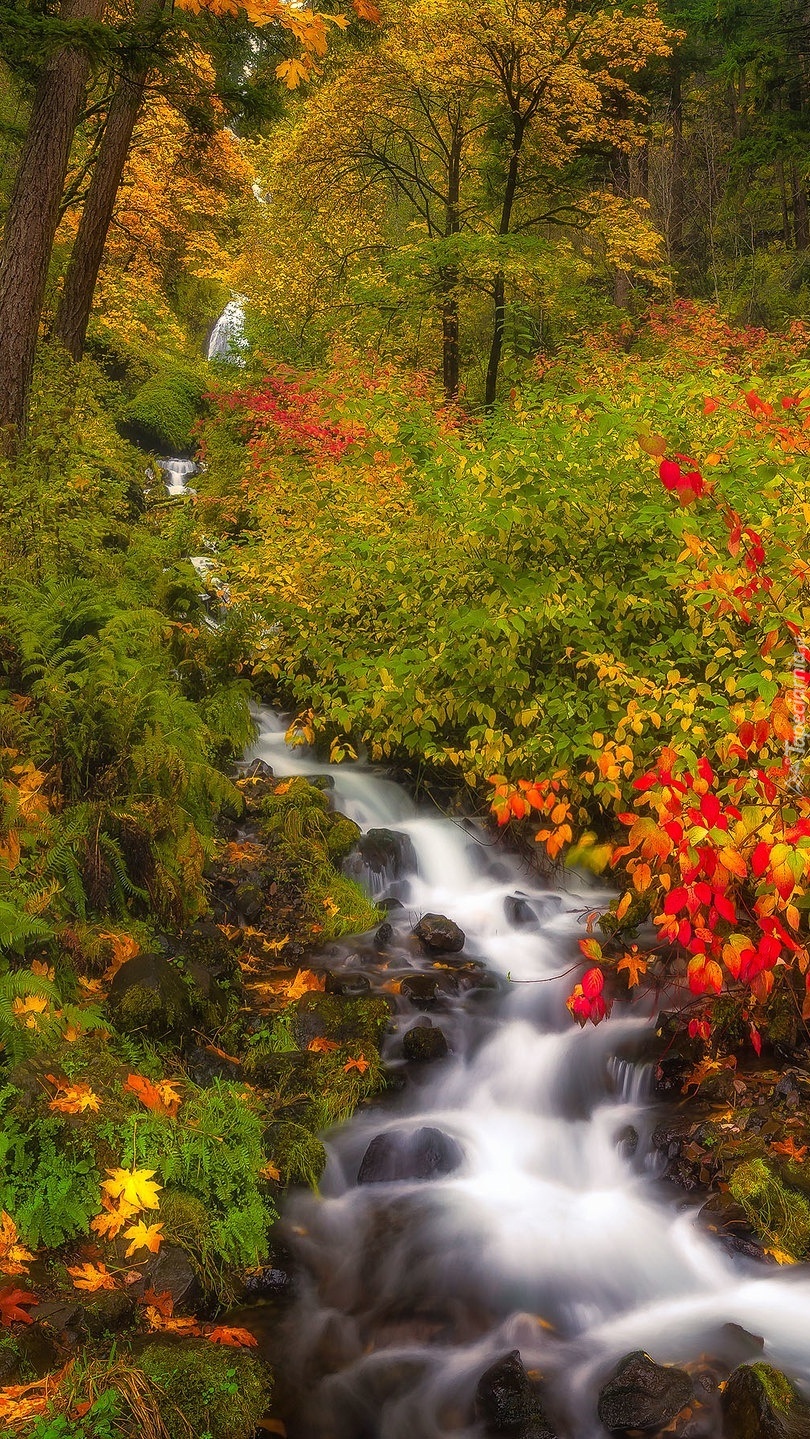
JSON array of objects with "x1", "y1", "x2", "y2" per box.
[
  {"x1": 242, "y1": 758, "x2": 274, "y2": 781},
  {"x1": 357, "y1": 1126, "x2": 463, "y2": 1184},
  {"x1": 401, "y1": 972, "x2": 440, "y2": 1006},
  {"x1": 475, "y1": 1350, "x2": 556, "y2": 1437},
  {"x1": 597, "y1": 1351, "x2": 693, "y2": 1431},
  {"x1": 374, "y1": 921, "x2": 394, "y2": 948},
  {"x1": 353, "y1": 828, "x2": 418, "y2": 879},
  {"x1": 324, "y1": 971, "x2": 372, "y2": 996},
  {"x1": 721, "y1": 1362, "x2": 810, "y2": 1438},
  {"x1": 618, "y1": 1124, "x2": 639, "y2": 1156},
  {"x1": 413, "y1": 913, "x2": 465, "y2": 953},
  {"x1": 241, "y1": 1266, "x2": 292, "y2": 1299},
  {"x1": 403, "y1": 1021, "x2": 448, "y2": 1063},
  {"x1": 504, "y1": 894, "x2": 537, "y2": 928}
]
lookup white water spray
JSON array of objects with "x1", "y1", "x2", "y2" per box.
[{"x1": 247, "y1": 708, "x2": 810, "y2": 1437}]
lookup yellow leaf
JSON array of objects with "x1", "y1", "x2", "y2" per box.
[
  {"x1": 101, "y1": 1167, "x2": 161, "y2": 1213},
  {"x1": 617, "y1": 952, "x2": 648, "y2": 987},
  {"x1": 123, "y1": 1221, "x2": 164, "y2": 1259},
  {"x1": 275, "y1": 58, "x2": 311, "y2": 89},
  {"x1": 67, "y1": 1263, "x2": 116, "y2": 1292}
]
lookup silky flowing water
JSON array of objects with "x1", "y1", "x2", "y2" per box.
[{"x1": 242, "y1": 707, "x2": 810, "y2": 1436}]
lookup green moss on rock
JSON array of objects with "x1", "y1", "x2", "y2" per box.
[
  {"x1": 729, "y1": 1158, "x2": 810, "y2": 1259},
  {"x1": 138, "y1": 1340, "x2": 271, "y2": 1439},
  {"x1": 265, "y1": 1120, "x2": 326, "y2": 1188}
]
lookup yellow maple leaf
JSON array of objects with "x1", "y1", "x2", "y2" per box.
[
  {"x1": 67, "y1": 1262, "x2": 116, "y2": 1292},
  {"x1": 0, "y1": 1212, "x2": 33, "y2": 1276},
  {"x1": 123, "y1": 1220, "x2": 164, "y2": 1259},
  {"x1": 101, "y1": 1167, "x2": 161, "y2": 1212},
  {"x1": 275, "y1": 58, "x2": 311, "y2": 89},
  {"x1": 46, "y1": 1077, "x2": 101, "y2": 1115},
  {"x1": 284, "y1": 968, "x2": 325, "y2": 1001},
  {"x1": 259, "y1": 1162, "x2": 281, "y2": 1181},
  {"x1": 616, "y1": 952, "x2": 648, "y2": 987}
]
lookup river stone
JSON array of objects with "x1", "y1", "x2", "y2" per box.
[
  {"x1": 105, "y1": 953, "x2": 194, "y2": 1035},
  {"x1": 475, "y1": 1350, "x2": 556, "y2": 1437},
  {"x1": 504, "y1": 894, "x2": 537, "y2": 928},
  {"x1": 721, "y1": 1362, "x2": 810, "y2": 1438},
  {"x1": 597, "y1": 1351, "x2": 693, "y2": 1431},
  {"x1": 400, "y1": 972, "x2": 440, "y2": 1006},
  {"x1": 353, "y1": 828, "x2": 418, "y2": 878},
  {"x1": 402, "y1": 1022, "x2": 448, "y2": 1063},
  {"x1": 138, "y1": 1244, "x2": 201, "y2": 1314},
  {"x1": 357, "y1": 1126, "x2": 463, "y2": 1183},
  {"x1": 413, "y1": 913, "x2": 465, "y2": 953}
]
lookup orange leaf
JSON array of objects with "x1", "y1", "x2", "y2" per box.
[
  {"x1": 307, "y1": 1036, "x2": 339, "y2": 1053},
  {"x1": 47, "y1": 1078, "x2": 101, "y2": 1115},
  {"x1": 771, "y1": 1136, "x2": 808, "y2": 1163},
  {"x1": 616, "y1": 952, "x2": 648, "y2": 987},
  {"x1": 284, "y1": 969, "x2": 325, "y2": 1001},
  {"x1": 67, "y1": 1263, "x2": 115, "y2": 1293},
  {"x1": 343, "y1": 1054, "x2": 369, "y2": 1074},
  {"x1": 0, "y1": 1285, "x2": 37, "y2": 1325},
  {"x1": 207, "y1": 1325, "x2": 259, "y2": 1347}
]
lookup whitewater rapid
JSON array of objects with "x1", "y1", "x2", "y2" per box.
[{"x1": 246, "y1": 708, "x2": 810, "y2": 1437}]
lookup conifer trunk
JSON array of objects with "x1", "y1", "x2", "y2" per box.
[
  {"x1": 0, "y1": 0, "x2": 105, "y2": 453},
  {"x1": 54, "y1": 0, "x2": 163, "y2": 360}
]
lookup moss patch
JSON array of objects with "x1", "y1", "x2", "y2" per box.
[
  {"x1": 138, "y1": 1340, "x2": 271, "y2": 1439},
  {"x1": 729, "y1": 1158, "x2": 810, "y2": 1259}
]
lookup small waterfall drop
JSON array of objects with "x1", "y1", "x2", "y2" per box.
[
  {"x1": 245, "y1": 708, "x2": 810, "y2": 1437},
  {"x1": 158, "y1": 457, "x2": 197, "y2": 496},
  {"x1": 207, "y1": 298, "x2": 248, "y2": 363}
]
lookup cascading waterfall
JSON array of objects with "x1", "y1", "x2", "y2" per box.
[
  {"x1": 246, "y1": 708, "x2": 810, "y2": 1437},
  {"x1": 158, "y1": 457, "x2": 197, "y2": 496},
  {"x1": 207, "y1": 297, "x2": 248, "y2": 363}
]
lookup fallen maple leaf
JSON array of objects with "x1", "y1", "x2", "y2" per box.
[
  {"x1": 101, "y1": 1167, "x2": 161, "y2": 1212},
  {"x1": 123, "y1": 1074, "x2": 182, "y2": 1117},
  {"x1": 67, "y1": 1263, "x2": 116, "y2": 1292},
  {"x1": 207, "y1": 1325, "x2": 259, "y2": 1347},
  {"x1": 259, "y1": 1162, "x2": 281, "y2": 1182},
  {"x1": 343, "y1": 1054, "x2": 369, "y2": 1074},
  {"x1": 0, "y1": 1285, "x2": 37, "y2": 1325},
  {"x1": 46, "y1": 1076, "x2": 101, "y2": 1115},
  {"x1": 284, "y1": 969, "x2": 325, "y2": 1001},
  {"x1": 771, "y1": 1136, "x2": 809, "y2": 1163},
  {"x1": 0, "y1": 1212, "x2": 33, "y2": 1276},
  {"x1": 139, "y1": 1287, "x2": 173, "y2": 1316},
  {"x1": 123, "y1": 1220, "x2": 164, "y2": 1259},
  {"x1": 308, "y1": 1036, "x2": 339, "y2": 1053}
]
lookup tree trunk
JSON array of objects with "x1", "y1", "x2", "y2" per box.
[
  {"x1": 484, "y1": 117, "x2": 523, "y2": 410},
  {"x1": 0, "y1": 0, "x2": 105, "y2": 453},
  {"x1": 54, "y1": 0, "x2": 163, "y2": 359},
  {"x1": 670, "y1": 55, "x2": 685, "y2": 256},
  {"x1": 792, "y1": 161, "x2": 809, "y2": 248},
  {"x1": 439, "y1": 124, "x2": 462, "y2": 401},
  {"x1": 440, "y1": 272, "x2": 460, "y2": 400},
  {"x1": 612, "y1": 145, "x2": 631, "y2": 308}
]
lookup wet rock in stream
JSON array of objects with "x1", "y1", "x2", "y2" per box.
[
  {"x1": 597, "y1": 1350, "x2": 693, "y2": 1431},
  {"x1": 402, "y1": 1019, "x2": 449, "y2": 1063},
  {"x1": 721, "y1": 1362, "x2": 810, "y2": 1437},
  {"x1": 474, "y1": 1350, "x2": 557, "y2": 1437},
  {"x1": 348, "y1": 827, "x2": 418, "y2": 881},
  {"x1": 357, "y1": 1126, "x2": 464, "y2": 1183},
  {"x1": 413, "y1": 912, "x2": 466, "y2": 952}
]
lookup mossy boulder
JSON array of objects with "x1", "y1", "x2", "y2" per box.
[
  {"x1": 292, "y1": 991, "x2": 390, "y2": 1049},
  {"x1": 722, "y1": 1363, "x2": 810, "y2": 1438},
  {"x1": 729, "y1": 1159, "x2": 810, "y2": 1259},
  {"x1": 122, "y1": 365, "x2": 206, "y2": 455},
  {"x1": 265, "y1": 1120, "x2": 327, "y2": 1188},
  {"x1": 137, "y1": 1340, "x2": 271, "y2": 1439},
  {"x1": 81, "y1": 1288, "x2": 137, "y2": 1338},
  {"x1": 105, "y1": 952, "x2": 231, "y2": 1037}
]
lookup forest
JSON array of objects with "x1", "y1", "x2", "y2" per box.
[{"x1": 1, "y1": 0, "x2": 810, "y2": 1432}]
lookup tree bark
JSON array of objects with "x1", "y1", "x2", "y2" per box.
[
  {"x1": 792, "y1": 160, "x2": 809, "y2": 248},
  {"x1": 0, "y1": 0, "x2": 105, "y2": 453},
  {"x1": 54, "y1": 0, "x2": 163, "y2": 359},
  {"x1": 670, "y1": 54, "x2": 685, "y2": 256},
  {"x1": 484, "y1": 116, "x2": 524, "y2": 409},
  {"x1": 440, "y1": 123, "x2": 461, "y2": 401}
]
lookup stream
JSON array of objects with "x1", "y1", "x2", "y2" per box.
[{"x1": 240, "y1": 708, "x2": 810, "y2": 1438}]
